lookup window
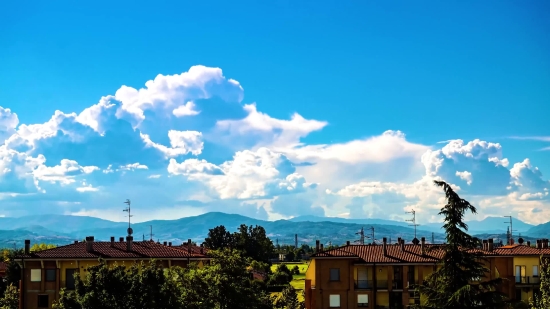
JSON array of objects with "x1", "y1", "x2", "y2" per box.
[
  {"x1": 30, "y1": 269, "x2": 41, "y2": 282},
  {"x1": 533, "y1": 265, "x2": 539, "y2": 277},
  {"x1": 46, "y1": 269, "x2": 56, "y2": 282},
  {"x1": 37, "y1": 295, "x2": 49, "y2": 308},
  {"x1": 357, "y1": 294, "x2": 368, "y2": 307},
  {"x1": 329, "y1": 268, "x2": 340, "y2": 281},
  {"x1": 329, "y1": 294, "x2": 340, "y2": 307}
]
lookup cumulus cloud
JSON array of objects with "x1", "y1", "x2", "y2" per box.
[{"x1": 0, "y1": 65, "x2": 548, "y2": 224}]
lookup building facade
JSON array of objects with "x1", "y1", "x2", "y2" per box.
[
  {"x1": 15, "y1": 236, "x2": 209, "y2": 309},
  {"x1": 305, "y1": 237, "x2": 549, "y2": 309}
]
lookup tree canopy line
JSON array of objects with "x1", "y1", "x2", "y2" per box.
[{"x1": 0, "y1": 181, "x2": 549, "y2": 309}]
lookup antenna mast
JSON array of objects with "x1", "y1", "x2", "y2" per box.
[
  {"x1": 123, "y1": 199, "x2": 133, "y2": 237},
  {"x1": 367, "y1": 226, "x2": 375, "y2": 244},
  {"x1": 406, "y1": 209, "x2": 420, "y2": 239},
  {"x1": 149, "y1": 225, "x2": 154, "y2": 241},
  {"x1": 504, "y1": 216, "x2": 514, "y2": 245}
]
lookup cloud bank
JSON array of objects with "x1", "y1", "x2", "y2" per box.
[{"x1": 0, "y1": 65, "x2": 548, "y2": 225}]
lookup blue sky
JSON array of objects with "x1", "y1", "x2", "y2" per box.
[{"x1": 0, "y1": 0, "x2": 549, "y2": 224}]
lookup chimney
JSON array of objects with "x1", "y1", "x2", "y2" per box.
[
  {"x1": 110, "y1": 237, "x2": 115, "y2": 247},
  {"x1": 544, "y1": 239, "x2": 549, "y2": 249},
  {"x1": 315, "y1": 240, "x2": 320, "y2": 253},
  {"x1": 168, "y1": 242, "x2": 172, "y2": 247},
  {"x1": 482, "y1": 240, "x2": 488, "y2": 251},
  {"x1": 421, "y1": 237, "x2": 426, "y2": 255},
  {"x1": 527, "y1": 241, "x2": 531, "y2": 247},
  {"x1": 86, "y1": 236, "x2": 94, "y2": 253},
  {"x1": 397, "y1": 237, "x2": 402, "y2": 244},
  {"x1": 400, "y1": 239, "x2": 405, "y2": 252},
  {"x1": 163, "y1": 241, "x2": 167, "y2": 246},
  {"x1": 24, "y1": 240, "x2": 30, "y2": 255},
  {"x1": 320, "y1": 244, "x2": 324, "y2": 251},
  {"x1": 346, "y1": 241, "x2": 350, "y2": 246},
  {"x1": 126, "y1": 236, "x2": 133, "y2": 251},
  {"x1": 119, "y1": 237, "x2": 124, "y2": 242},
  {"x1": 510, "y1": 238, "x2": 515, "y2": 245},
  {"x1": 488, "y1": 238, "x2": 494, "y2": 252},
  {"x1": 382, "y1": 237, "x2": 387, "y2": 256},
  {"x1": 188, "y1": 239, "x2": 192, "y2": 254},
  {"x1": 74, "y1": 240, "x2": 78, "y2": 244}
]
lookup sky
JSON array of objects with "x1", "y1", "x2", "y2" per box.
[{"x1": 0, "y1": 0, "x2": 549, "y2": 225}]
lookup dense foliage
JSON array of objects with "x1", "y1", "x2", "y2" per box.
[
  {"x1": 204, "y1": 224, "x2": 274, "y2": 263},
  {"x1": 0, "y1": 284, "x2": 18, "y2": 309},
  {"x1": 414, "y1": 180, "x2": 508, "y2": 309},
  {"x1": 530, "y1": 257, "x2": 550, "y2": 309},
  {"x1": 53, "y1": 249, "x2": 275, "y2": 309}
]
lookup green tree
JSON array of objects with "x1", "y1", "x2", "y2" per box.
[
  {"x1": 269, "y1": 264, "x2": 293, "y2": 286},
  {"x1": 273, "y1": 286, "x2": 303, "y2": 309},
  {"x1": 204, "y1": 225, "x2": 235, "y2": 250},
  {"x1": 30, "y1": 243, "x2": 57, "y2": 252},
  {"x1": 0, "y1": 249, "x2": 22, "y2": 297},
  {"x1": 233, "y1": 224, "x2": 274, "y2": 263},
  {"x1": 0, "y1": 284, "x2": 18, "y2": 309},
  {"x1": 530, "y1": 256, "x2": 550, "y2": 309},
  {"x1": 414, "y1": 180, "x2": 507, "y2": 309}
]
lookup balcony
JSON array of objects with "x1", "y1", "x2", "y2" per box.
[
  {"x1": 392, "y1": 280, "x2": 404, "y2": 289},
  {"x1": 515, "y1": 276, "x2": 540, "y2": 286},
  {"x1": 355, "y1": 279, "x2": 373, "y2": 289},
  {"x1": 377, "y1": 280, "x2": 389, "y2": 289}
]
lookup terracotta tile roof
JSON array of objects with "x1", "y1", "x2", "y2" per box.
[
  {"x1": 16, "y1": 240, "x2": 209, "y2": 260},
  {"x1": 174, "y1": 243, "x2": 209, "y2": 255},
  {"x1": 312, "y1": 243, "x2": 501, "y2": 264},
  {"x1": 493, "y1": 244, "x2": 550, "y2": 256}
]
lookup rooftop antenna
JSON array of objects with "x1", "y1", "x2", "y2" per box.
[
  {"x1": 503, "y1": 216, "x2": 515, "y2": 245},
  {"x1": 123, "y1": 199, "x2": 133, "y2": 236},
  {"x1": 355, "y1": 227, "x2": 365, "y2": 245},
  {"x1": 366, "y1": 226, "x2": 375, "y2": 244},
  {"x1": 406, "y1": 209, "x2": 420, "y2": 240},
  {"x1": 148, "y1": 225, "x2": 154, "y2": 241}
]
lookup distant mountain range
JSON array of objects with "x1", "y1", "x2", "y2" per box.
[{"x1": 0, "y1": 212, "x2": 546, "y2": 249}]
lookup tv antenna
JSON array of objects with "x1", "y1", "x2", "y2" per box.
[
  {"x1": 355, "y1": 227, "x2": 365, "y2": 245},
  {"x1": 406, "y1": 209, "x2": 420, "y2": 239},
  {"x1": 123, "y1": 199, "x2": 133, "y2": 236},
  {"x1": 503, "y1": 216, "x2": 515, "y2": 245},
  {"x1": 148, "y1": 225, "x2": 154, "y2": 241}
]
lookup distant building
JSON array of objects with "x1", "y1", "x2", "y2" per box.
[{"x1": 15, "y1": 236, "x2": 209, "y2": 309}]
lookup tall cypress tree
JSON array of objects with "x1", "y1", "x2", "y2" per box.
[
  {"x1": 415, "y1": 180, "x2": 508, "y2": 309},
  {"x1": 530, "y1": 256, "x2": 550, "y2": 309}
]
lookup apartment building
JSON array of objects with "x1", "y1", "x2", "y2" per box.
[
  {"x1": 304, "y1": 237, "x2": 519, "y2": 309},
  {"x1": 14, "y1": 236, "x2": 209, "y2": 309}
]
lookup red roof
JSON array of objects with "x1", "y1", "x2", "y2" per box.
[
  {"x1": 493, "y1": 244, "x2": 550, "y2": 256},
  {"x1": 313, "y1": 243, "x2": 502, "y2": 264},
  {"x1": 16, "y1": 240, "x2": 209, "y2": 260}
]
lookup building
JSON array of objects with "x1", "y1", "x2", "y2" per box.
[
  {"x1": 303, "y1": 237, "x2": 537, "y2": 309},
  {"x1": 493, "y1": 238, "x2": 550, "y2": 303},
  {"x1": 15, "y1": 236, "x2": 209, "y2": 309}
]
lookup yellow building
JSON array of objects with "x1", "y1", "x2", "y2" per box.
[
  {"x1": 305, "y1": 237, "x2": 517, "y2": 309},
  {"x1": 493, "y1": 238, "x2": 550, "y2": 304},
  {"x1": 15, "y1": 236, "x2": 209, "y2": 309}
]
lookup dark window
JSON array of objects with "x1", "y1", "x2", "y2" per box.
[
  {"x1": 66, "y1": 269, "x2": 77, "y2": 290},
  {"x1": 329, "y1": 268, "x2": 340, "y2": 281},
  {"x1": 46, "y1": 269, "x2": 56, "y2": 282},
  {"x1": 37, "y1": 295, "x2": 49, "y2": 308}
]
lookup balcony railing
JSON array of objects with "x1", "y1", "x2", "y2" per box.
[
  {"x1": 355, "y1": 279, "x2": 372, "y2": 289},
  {"x1": 515, "y1": 276, "x2": 540, "y2": 285},
  {"x1": 377, "y1": 280, "x2": 389, "y2": 289},
  {"x1": 392, "y1": 280, "x2": 404, "y2": 289}
]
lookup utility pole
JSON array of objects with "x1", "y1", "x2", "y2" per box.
[
  {"x1": 406, "y1": 209, "x2": 420, "y2": 239},
  {"x1": 355, "y1": 227, "x2": 365, "y2": 245}
]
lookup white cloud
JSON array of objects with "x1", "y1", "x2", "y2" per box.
[
  {"x1": 141, "y1": 130, "x2": 203, "y2": 157},
  {"x1": 455, "y1": 171, "x2": 473, "y2": 185},
  {"x1": 33, "y1": 159, "x2": 99, "y2": 185},
  {"x1": 173, "y1": 101, "x2": 200, "y2": 117}
]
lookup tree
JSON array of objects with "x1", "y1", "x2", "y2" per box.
[
  {"x1": 414, "y1": 180, "x2": 507, "y2": 309},
  {"x1": 273, "y1": 286, "x2": 303, "y2": 309},
  {"x1": 0, "y1": 249, "x2": 22, "y2": 297},
  {"x1": 530, "y1": 256, "x2": 550, "y2": 309},
  {"x1": 233, "y1": 224, "x2": 274, "y2": 263},
  {"x1": 204, "y1": 226, "x2": 235, "y2": 250},
  {"x1": 30, "y1": 243, "x2": 57, "y2": 252},
  {"x1": 268, "y1": 264, "x2": 293, "y2": 286}
]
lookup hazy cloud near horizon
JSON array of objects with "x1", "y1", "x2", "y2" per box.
[{"x1": 0, "y1": 66, "x2": 548, "y2": 224}]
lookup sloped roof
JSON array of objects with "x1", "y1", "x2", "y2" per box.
[
  {"x1": 312, "y1": 243, "x2": 501, "y2": 264},
  {"x1": 493, "y1": 244, "x2": 550, "y2": 256},
  {"x1": 16, "y1": 240, "x2": 209, "y2": 260}
]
